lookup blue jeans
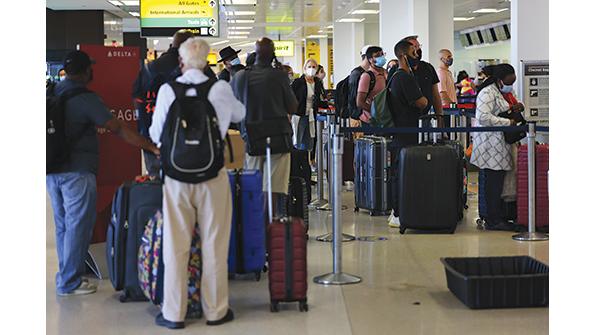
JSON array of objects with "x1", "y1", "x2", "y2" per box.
[{"x1": 46, "y1": 172, "x2": 97, "y2": 294}]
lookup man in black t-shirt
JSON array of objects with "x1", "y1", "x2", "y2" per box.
[
  {"x1": 387, "y1": 40, "x2": 429, "y2": 225},
  {"x1": 399, "y1": 35, "x2": 444, "y2": 127},
  {"x1": 390, "y1": 40, "x2": 428, "y2": 147}
]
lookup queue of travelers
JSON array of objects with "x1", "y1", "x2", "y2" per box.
[{"x1": 46, "y1": 28, "x2": 523, "y2": 330}]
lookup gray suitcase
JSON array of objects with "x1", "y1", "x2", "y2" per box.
[{"x1": 354, "y1": 136, "x2": 392, "y2": 216}]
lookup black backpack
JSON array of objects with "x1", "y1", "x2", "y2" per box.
[
  {"x1": 46, "y1": 83, "x2": 91, "y2": 174},
  {"x1": 347, "y1": 67, "x2": 376, "y2": 120},
  {"x1": 159, "y1": 79, "x2": 225, "y2": 184},
  {"x1": 136, "y1": 64, "x2": 180, "y2": 138},
  {"x1": 335, "y1": 76, "x2": 350, "y2": 118}
]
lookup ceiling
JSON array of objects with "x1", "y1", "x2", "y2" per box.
[{"x1": 47, "y1": 0, "x2": 511, "y2": 51}]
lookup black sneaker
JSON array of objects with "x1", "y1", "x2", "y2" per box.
[
  {"x1": 155, "y1": 313, "x2": 185, "y2": 329},
  {"x1": 206, "y1": 309, "x2": 234, "y2": 326}
]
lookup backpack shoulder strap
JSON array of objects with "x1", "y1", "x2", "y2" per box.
[{"x1": 365, "y1": 71, "x2": 376, "y2": 99}]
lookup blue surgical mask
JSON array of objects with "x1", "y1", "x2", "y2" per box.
[
  {"x1": 230, "y1": 58, "x2": 241, "y2": 66},
  {"x1": 500, "y1": 84, "x2": 513, "y2": 94},
  {"x1": 374, "y1": 56, "x2": 387, "y2": 68}
]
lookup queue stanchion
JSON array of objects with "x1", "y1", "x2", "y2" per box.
[
  {"x1": 513, "y1": 122, "x2": 549, "y2": 241},
  {"x1": 308, "y1": 115, "x2": 328, "y2": 209},
  {"x1": 460, "y1": 113, "x2": 468, "y2": 150},
  {"x1": 450, "y1": 110, "x2": 456, "y2": 140},
  {"x1": 316, "y1": 113, "x2": 334, "y2": 212},
  {"x1": 314, "y1": 132, "x2": 362, "y2": 285},
  {"x1": 316, "y1": 113, "x2": 354, "y2": 242}
]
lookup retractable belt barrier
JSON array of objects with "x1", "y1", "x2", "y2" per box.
[{"x1": 314, "y1": 120, "x2": 549, "y2": 287}]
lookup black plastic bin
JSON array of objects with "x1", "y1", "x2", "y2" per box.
[{"x1": 441, "y1": 256, "x2": 548, "y2": 309}]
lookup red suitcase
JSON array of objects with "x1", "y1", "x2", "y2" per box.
[
  {"x1": 267, "y1": 217, "x2": 308, "y2": 312},
  {"x1": 265, "y1": 138, "x2": 309, "y2": 312},
  {"x1": 516, "y1": 144, "x2": 549, "y2": 227}
]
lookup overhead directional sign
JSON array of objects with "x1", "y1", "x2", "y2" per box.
[
  {"x1": 140, "y1": 0, "x2": 219, "y2": 37},
  {"x1": 274, "y1": 41, "x2": 295, "y2": 57}
]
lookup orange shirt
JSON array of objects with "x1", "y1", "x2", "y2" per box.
[{"x1": 437, "y1": 67, "x2": 457, "y2": 104}]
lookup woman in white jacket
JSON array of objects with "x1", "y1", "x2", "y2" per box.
[{"x1": 471, "y1": 64, "x2": 519, "y2": 231}]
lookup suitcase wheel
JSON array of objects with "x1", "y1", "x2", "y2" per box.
[
  {"x1": 299, "y1": 300, "x2": 309, "y2": 312},
  {"x1": 270, "y1": 301, "x2": 280, "y2": 313},
  {"x1": 354, "y1": 207, "x2": 359, "y2": 212},
  {"x1": 254, "y1": 272, "x2": 261, "y2": 281},
  {"x1": 399, "y1": 228, "x2": 406, "y2": 235},
  {"x1": 119, "y1": 292, "x2": 129, "y2": 303}
]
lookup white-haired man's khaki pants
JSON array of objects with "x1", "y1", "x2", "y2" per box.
[{"x1": 161, "y1": 169, "x2": 232, "y2": 322}]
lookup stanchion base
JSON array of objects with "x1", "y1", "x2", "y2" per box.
[
  {"x1": 316, "y1": 203, "x2": 332, "y2": 211},
  {"x1": 315, "y1": 233, "x2": 356, "y2": 242},
  {"x1": 512, "y1": 232, "x2": 549, "y2": 241},
  {"x1": 314, "y1": 272, "x2": 362, "y2": 285},
  {"x1": 309, "y1": 199, "x2": 328, "y2": 209}
]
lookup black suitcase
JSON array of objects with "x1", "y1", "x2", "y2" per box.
[
  {"x1": 441, "y1": 140, "x2": 468, "y2": 220},
  {"x1": 287, "y1": 176, "x2": 309, "y2": 233},
  {"x1": 354, "y1": 136, "x2": 392, "y2": 216},
  {"x1": 398, "y1": 144, "x2": 459, "y2": 234},
  {"x1": 107, "y1": 179, "x2": 162, "y2": 302},
  {"x1": 290, "y1": 148, "x2": 312, "y2": 203}
]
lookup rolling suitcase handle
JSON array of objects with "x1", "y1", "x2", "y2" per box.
[
  {"x1": 266, "y1": 137, "x2": 273, "y2": 222},
  {"x1": 418, "y1": 114, "x2": 439, "y2": 144}
]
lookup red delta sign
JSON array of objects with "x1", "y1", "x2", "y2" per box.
[{"x1": 79, "y1": 45, "x2": 142, "y2": 243}]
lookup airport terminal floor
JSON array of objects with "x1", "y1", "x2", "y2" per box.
[{"x1": 46, "y1": 172, "x2": 549, "y2": 335}]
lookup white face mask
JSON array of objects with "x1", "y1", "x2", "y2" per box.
[{"x1": 305, "y1": 67, "x2": 317, "y2": 77}]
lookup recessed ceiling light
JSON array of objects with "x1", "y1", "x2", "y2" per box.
[
  {"x1": 108, "y1": 1, "x2": 123, "y2": 6},
  {"x1": 472, "y1": 8, "x2": 508, "y2": 13},
  {"x1": 121, "y1": 0, "x2": 139, "y2": 5},
  {"x1": 225, "y1": 11, "x2": 256, "y2": 16},
  {"x1": 350, "y1": 9, "x2": 380, "y2": 15},
  {"x1": 307, "y1": 34, "x2": 328, "y2": 38},
  {"x1": 129, "y1": 12, "x2": 140, "y2": 17},
  {"x1": 337, "y1": 18, "x2": 365, "y2": 23},
  {"x1": 326, "y1": 25, "x2": 333, "y2": 29},
  {"x1": 238, "y1": 41, "x2": 256, "y2": 47},
  {"x1": 365, "y1": 0, "x2": 380, "y2": 3},
  {"x1": 454, "y1": 17, "x2": 475, "y2": 21},
  {"x1": 221, "y1": 0, "x2": 257, "y2": 4},
  {"x1": 228, "y1": 19, "x2": 255, "y2": 23},
  {"x1": 211, "y1": 40, "x2": 231, "y2": 46}
]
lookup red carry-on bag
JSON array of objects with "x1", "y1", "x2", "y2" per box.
[{"x1": 265, "y1": 137, "x2": 309, "y2": 312}]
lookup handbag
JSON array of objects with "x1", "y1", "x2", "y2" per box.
[{"x1": 498, "y1": 110, "x2": 527, "y2": 144}]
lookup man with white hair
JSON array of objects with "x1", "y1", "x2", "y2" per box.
[{"x1": 149, "y1": 37, "x2": 245, "y2": 329}]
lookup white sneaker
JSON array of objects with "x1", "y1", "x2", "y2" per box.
[
  {"x1": 57, "y1": 279, "x2": 97, "y2": 296},
  {"x1": 388, "y1": 211, "x2": 400, "y2": 228}
]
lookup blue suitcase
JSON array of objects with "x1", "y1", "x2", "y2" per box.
[
  {"x1": 106, "y1": 179, "x2": 162, "y2": 302},
  {"x1": 228, "y1": 170, "x2": 266, "y2": 280}
]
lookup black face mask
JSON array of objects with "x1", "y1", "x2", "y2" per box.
[
  {"x1": 408, "y1": 56, "x2": 420, "y2": 69},
  {"x1": 416, "y1": 48, "x2": 422, "y2": 60}
]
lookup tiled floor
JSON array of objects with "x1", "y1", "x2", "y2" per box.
[{"x1": 46, "y1": 173, "x2": 549, "y2": 335}]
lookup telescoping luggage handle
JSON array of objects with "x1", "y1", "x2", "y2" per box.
[
  {"x1": 266, "y1": 137, "x2": 273, "y2": 222},
  {"x1": 418, "y1": 114, "x2": 440, "y2": 144}
]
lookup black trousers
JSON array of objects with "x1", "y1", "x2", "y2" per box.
[
  {"x1": 483, "y1": 168, "x2": 507, "y2": 226},
  {"x1": 388, "y1": 135, "x2": 416, "y2": 216}
]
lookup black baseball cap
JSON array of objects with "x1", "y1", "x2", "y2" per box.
[{"x1": 63, "y1": 50, "x2": 95, "y2": 74}]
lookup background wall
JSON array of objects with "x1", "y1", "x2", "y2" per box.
[
  {"x1": 452, "y1": 31, "x2": 510, "y2": 80},
  {"x1": 364, "y1": 22, "x2": 379, "y2": 47}
]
